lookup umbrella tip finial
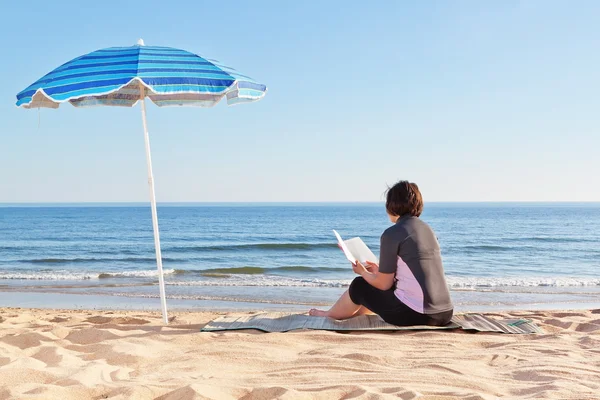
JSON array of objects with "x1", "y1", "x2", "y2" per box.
[{"x1": 137, "y1": 38, "x2": 145, "y2": 46}]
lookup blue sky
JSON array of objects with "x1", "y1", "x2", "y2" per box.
[{"x1": 0, "y1": 1, "x2": 598, "y2": 202}]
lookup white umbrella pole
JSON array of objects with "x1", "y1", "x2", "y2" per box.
[{"x1": 139, "y1": 91, "x2": 169, "y2": 324}]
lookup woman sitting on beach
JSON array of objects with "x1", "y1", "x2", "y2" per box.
[{"x1": 309, "y1": 180, "x2": 454, "y2": 326}]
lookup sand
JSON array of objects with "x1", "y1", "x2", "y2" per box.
[{"x1": 0, "y1": 307, "x2": 599, "y2": 399}]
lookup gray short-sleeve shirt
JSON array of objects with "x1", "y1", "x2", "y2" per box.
[{"x1": 378, "y1": 215, "x2": 453, "y2": 314}]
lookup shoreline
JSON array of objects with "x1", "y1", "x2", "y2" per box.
[
  {"x1": 1, "y1": 304, "x2": 599, "y2": 319},
  {"x1": 0, "y1": 306, "x2": 598, "y2": 399},
  {"x1": 0, "y1": 289, "x2": 599, "y2": 314}
]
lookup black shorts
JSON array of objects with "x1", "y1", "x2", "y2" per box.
[{"x1": 348, "y1": 277, "x2": 453, "y2": 327}]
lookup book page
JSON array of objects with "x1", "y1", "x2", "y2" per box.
[
  {"x1": 344, "y1": 237, "x2": 378, "y2": 265},
  {"x1": 333, "y1": 230, "x2": 356, "y2": 263},
  {"x1": 333, "y1": 230, "x2": 378, "y2": 265}
]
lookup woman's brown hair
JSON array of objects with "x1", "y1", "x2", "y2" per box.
[{"x1": 385, "y1": 180, "x2": 423, "y2": 217}]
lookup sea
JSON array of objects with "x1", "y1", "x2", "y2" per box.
[{"x1": 0, "y1": 203, "x2": 599, "y2": 312}]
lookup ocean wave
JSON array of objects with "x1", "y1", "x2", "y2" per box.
[
  {"x1": 447, "y1": 276, "x2": 600, "y2": 288},
  {"x1": 504, "y1": 237, "x2": 598, "y2": 243},
  {"x1": 0, "y1": 271, "x2": 97, "y2": 280},
  {"x1": 20, "y1": 257, "x2": 179, "y2": 264},
  {"x1": 173, "y1": 266, "x2": 345, "y2": 276},
  {"x1": 459, "y1": 245, "x2": 515, "y2": 252},
  {"x1": 0, "y1": 246, "x2": 21, "y2": 251},
  {"x1": 0, "y1": 269, "x2": 176, "y2": 280},
  {"x1": 165, "y1": 242, "x2": 337, "y2": 253},
  {"x1": 0, "y1": 266, "x2": 343, "y2": 281},
  {"x1": 164, "y1": 275, "x2": 600, "y2": 289},
  {"x1": 447, "y1": 239, "x2": 599, "y2": 253},
  {"x1": 176, "y1": 266, "x2": 266, "y2": 275},
  {"x1": 98, "y1": 269, "x2": 176, "y2": 278},
  {"x1": 167, "y1": 274, "x2": 351, "y2": 288},
  {"x1": 1, "y1": 266, "x2": 598, "y2": 289}
]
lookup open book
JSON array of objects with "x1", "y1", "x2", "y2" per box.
[{"x1": 333, "y1": 230, "x2": 378, "y2": 265}]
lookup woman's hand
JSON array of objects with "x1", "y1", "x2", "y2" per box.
[
  {"x1": 352, "y1": 261, "x2": 379, "y2": 276},
  {"x1": 352, "y1": 261, "x2": 369, "y2": 276},
  {"x1": 364, "y1": 261, "x2": 379, "y2": 274}
]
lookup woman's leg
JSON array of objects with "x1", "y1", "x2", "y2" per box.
[
  {"x1": 355, "y1": 306, "x2": 375, "y2": 315},
  {"x1": 309, "y1": 290, "x2": 363, "y2": 319}
]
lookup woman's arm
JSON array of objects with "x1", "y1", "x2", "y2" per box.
[
  {"x1": 352, "y1": 261, "x2": 395, "y2": 290},
  {"x1": 352, "y1": 231, "x2": 399, "y2": 291}
]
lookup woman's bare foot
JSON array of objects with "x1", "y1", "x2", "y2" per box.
[{"x1": 308, "y1": 308, "x2": 329, "y2": 317}]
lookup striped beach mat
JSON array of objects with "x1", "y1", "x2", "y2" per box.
[{"x1": 201, "y1": 312, "x2": 541, "y2": 334}]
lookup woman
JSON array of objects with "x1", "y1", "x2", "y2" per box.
[{"x1": 309, "y1": 180, "x2": 453, "y2": 326}]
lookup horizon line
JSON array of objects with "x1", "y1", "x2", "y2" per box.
[{"x1": 1, "y1": 200, "x2": 599, "y2": 207}]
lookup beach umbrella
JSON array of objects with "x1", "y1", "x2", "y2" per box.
[{"x1": 16, "y1": 39, "x2": 267, "y2": 324}]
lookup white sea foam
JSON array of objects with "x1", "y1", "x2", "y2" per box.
[
  {"x1": 0, "y1": 269, "x2": 176, "y2": 280},
  {"x1": 105, "y1": 292, "x2": 326, "y2": 305},
  {"x1": 447, "y1": 276, "x2": 600, "y2": 288},
  {"x1": 166, "y1": 276, "x2": 351, "y2": 288},
  {"x1": 1, "y1": 269, "x2": 598, "y2": 289},
  {"x1": 0, "y1": 271, "x2": 96, "y2": 280},
  {"x1": 98, "y1": 269, "x2": 176, "y2": 278},
  {"x1": 168, "y1": 275, "x2": 600, "y2": 288}
]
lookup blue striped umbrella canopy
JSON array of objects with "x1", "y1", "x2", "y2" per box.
[
  {"x1": 16, "y1": 40, "x2": 267, "y2": 324},
  {"x1": 16, "y1": 40, "x2": 267, "y2": 109}
]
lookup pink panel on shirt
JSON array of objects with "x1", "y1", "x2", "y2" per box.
[{"x1": 393, "y1": 256, "x2": 424, "y2": 313}]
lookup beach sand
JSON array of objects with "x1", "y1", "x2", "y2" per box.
[{"x1": 0, "y1": 308, "x2": 598, "y2": 399}]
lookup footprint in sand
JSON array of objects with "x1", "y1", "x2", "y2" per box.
[
  {"x1": 64, "y1": 328, "x2": 120, "y2": 345},
  {"x1": 99, "y1": 386, "x2": 156, "y2": 399},
  {"x1": 551, "y1": 312, "x2": 587, "y2": 318},
  {"x1": 421, "y1": 363, "x2": 465, "y2": 375},
  {"x1": 0, "y1": 332, "x2": 52, "y2": 350},
  {"x1": 84, "y1": 316, "x2": 150, "y2": 325},
  {"x1": 512, "y1": 369, "x2": 556, "y2": 382},
  {"x1": 155, "y1": 384, "x2": 241, "y2": 400},
  {"x1": 380, "y1": 387, "x2": 421, "y2": 400},
  {"x1": 49, "y1": 316, "x2": 70, "y2": 323},
  {"x1": 574, "y1": 320, "x2": 600, "y2": 333},
  {"x1": 488, "y1": 354, "x2": 525, "y2": 366},
  {"x1": 578, "y1": 336, "x2": 600, "y2": 349},
  {"x1": 31, "y1": 347, "x2": 63, "y2": 367},
  {"x1": 543, "y1": 318, "x2": 573, "y2": 330},
  {"x1": 240, "y1": 387, "x2": 291, "y2": 400},
  {"x1": 340, "y1": 352, "x2": 385, "y2": 366}
]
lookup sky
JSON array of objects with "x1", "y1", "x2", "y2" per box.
[{"x1": 0, "y1": 1, "x2": 598, "y2": 203}]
